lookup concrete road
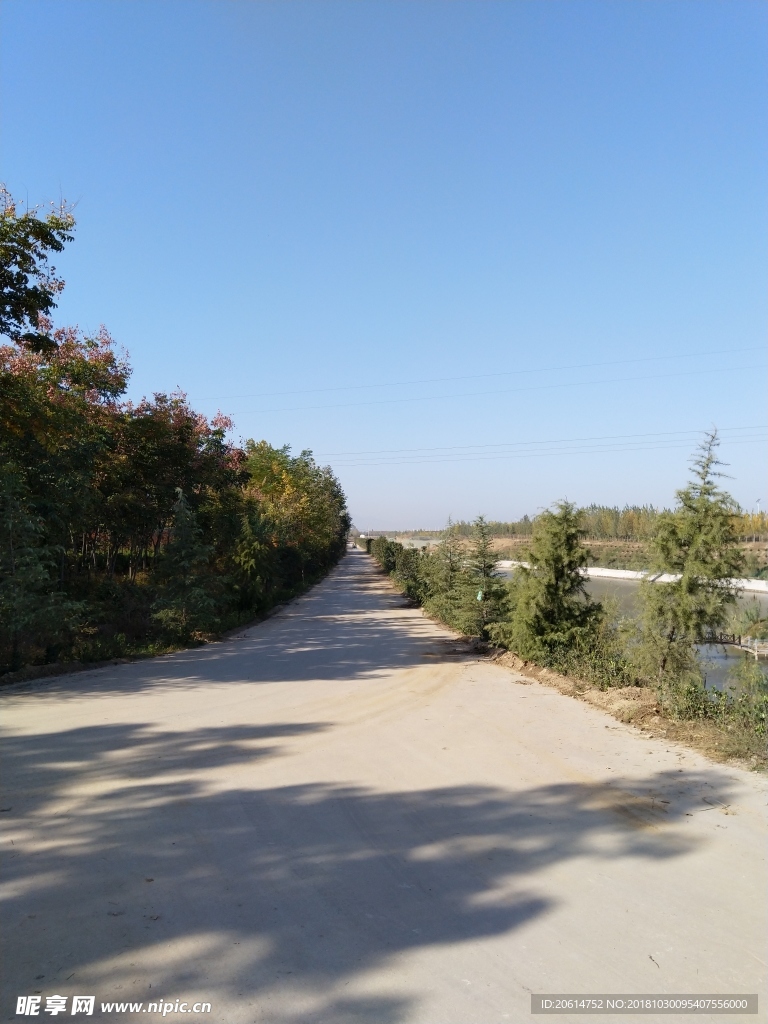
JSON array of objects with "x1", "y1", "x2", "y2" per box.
[{"x1": 2, "y1": 550, "x2": 766, "y2": 1023}]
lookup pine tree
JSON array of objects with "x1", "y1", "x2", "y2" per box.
[
  {"x1": 492, "y1": 501, "x2": 601, "y2": 659},
  {"x1": 425, "y1": 515, "x2": 507, "y2": 638},
  {"x1": 637, "y1": 430, "x2": 745, "y2": 689},
  {"x1": 422, "y1": 519, "x2": 466, "y2": 627},
  {"x1": 462, "y1": 515, "x2": 507, "y2": 635},
  {"x1": 429, "y1": 519, "x2": 463, "y2": 590}
]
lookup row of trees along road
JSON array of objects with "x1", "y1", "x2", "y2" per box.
[
  {"x1": 369, "y1": 433, "x2": 767, "y2": 743},
  {"x1": 0, "y1": 187, "x2": 350, "y2": 674}
]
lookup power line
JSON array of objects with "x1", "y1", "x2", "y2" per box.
[
  {"x1": 197, "y1": 345, "x2": 764, "y2": 402},
  {"x1": 233, "y1": 362, "x2": 765, "y2": 415},
  {"x1": 318, "y1": 425, "x2": 766, "y2": 459},
  {"x1": 328, "y1": 434, "x2": 768, "y2": 469}
]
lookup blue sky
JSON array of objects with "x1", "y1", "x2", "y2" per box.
[{"x1": 3, "y1": 0, "x2": 766, "y2": 528}]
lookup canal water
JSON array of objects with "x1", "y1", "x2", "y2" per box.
[
  {"x1": 586, "y1": 577, "x2": 768, "y2": 691},
  {"x1": 502, "y1": 572, "x2": 768, "y2": 692}
]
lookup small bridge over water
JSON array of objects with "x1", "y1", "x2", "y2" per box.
[{"x1": 710, "y1": 634, "x2": 768, "y2": 658}]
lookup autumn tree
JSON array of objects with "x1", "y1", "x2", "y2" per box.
[
  {"x1": 0, "y1": 186, "x2": 351, "y2": 673},
  {"x1": 0, "y1": 186, "x2": 75, "y2": 354}
]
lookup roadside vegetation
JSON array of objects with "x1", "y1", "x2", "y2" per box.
[
  {"x1": 0, "y1": 187, "x2": 349, "y2": 677},
  {"x1": 367, "y1": 434, "x2": 768, "y2": 766}
]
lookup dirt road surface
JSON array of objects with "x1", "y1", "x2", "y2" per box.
[{"x1": 2, "y1": 550, "x2": 766, "y2": 1023}]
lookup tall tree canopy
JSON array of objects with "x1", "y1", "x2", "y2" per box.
[
  {"x1": 0, "y1": 188, "x2": 349, "y2": 673},
  {"x1": 0, "y1": 186, "x2": 75, "y2": 354}
]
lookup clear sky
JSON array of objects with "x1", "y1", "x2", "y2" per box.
[{"x1": 3, "y1": 0, "x2": 766, "y2": 529}]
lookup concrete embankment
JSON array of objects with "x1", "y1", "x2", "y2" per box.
[{"x1": 497, "y1": 560, "x2": 768, "y2": 594}]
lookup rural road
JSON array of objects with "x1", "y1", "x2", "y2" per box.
[{"x1": 2, "y1": 549, "x2": 766, "y2": 1024}]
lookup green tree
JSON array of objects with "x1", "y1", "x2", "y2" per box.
[
  {"x1": 433, "y1": 519, "x2": 464, "y2": 592},
  {"x1": 492, "y1": 501, "x2": 601, "y2": 659},
  {"x1": 0, "y1": 467, "x2": 80, "y2": 671},
  {"x1": 422, "y1": 519, "x2": 465, "y2": 623},
  {"x1": 391, "y1": 545, "x2": 426, "y2": 602},
  {"x1": 229, "y1": 499, "x2": 277, "y2": 611},
  {"x1": 370, "y1": 536, "x2": 400, "y2": 574},
  {"x1": 0, "y1": 187, "x2": 351, "y2": 673},
  {"x1": 459, "y1": 515, "x2": 507, "y2": 636},
  {"x1": 0, "y1": 186, "x2": 75, "y2": 354},
  {"x1": 637, "y1": 430, "x2": 745, "y2": 691},
  {"x1": 422, "y1": 516, "x2": 507, "y2": 637},
  {"x1": 151, "y1": 490, "x2": 217, "y2": 639},
  {"x1": 244, "y1": 441, "x2": 350, "y2": 584}
]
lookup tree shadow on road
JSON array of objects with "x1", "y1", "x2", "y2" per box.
[{"x1": 0, "y1": 716, "x2": 730, "y2": 1023}]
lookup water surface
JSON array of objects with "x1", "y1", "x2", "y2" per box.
[{"x1": 501, "y1": 571, "x2": 767, "y2": 692}]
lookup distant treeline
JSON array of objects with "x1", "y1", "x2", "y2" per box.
[
  {"x1": 401, "y1": 506, "x2": 768, "y2": 543},
  {"x1": 0, "y1": 188, "x2": 350, "y2": 675}
]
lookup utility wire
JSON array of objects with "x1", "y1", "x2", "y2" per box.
[
  {"x1": 328, "y1": 435, "x2": 768, "y2": 469},
  {"x1": 233, "y1": 363, "x2": 765, "y2": 415},
  {"x1": 198, "y1": 344, "x2": 764, "y2": 401},
  {"x1": 318, "y1": 425, "x2": 766, "y2": 459}
]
